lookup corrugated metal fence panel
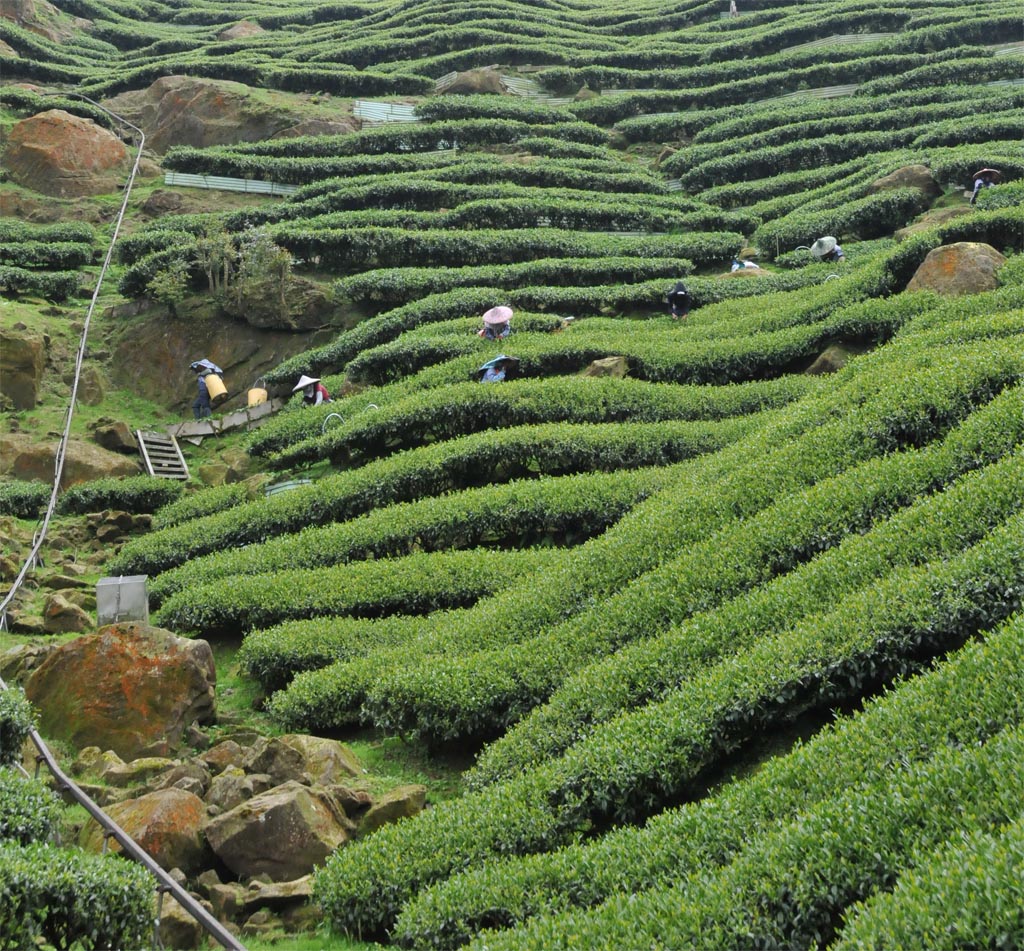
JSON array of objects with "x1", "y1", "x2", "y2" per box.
[
  {"x1": 164, "y1": 171, "x2": 298, "y2": 195},
  {"x1": 784, "y1": 32, "x2": 895, "y2": 52},
  {"x1": 353, "y1": 100, "x2": 421, "y2": 123},
  {"x1": 756, "y1": 83, "x2": 860, "y2": 104},
  {"x1": 992, "y1": 41, "x2": 1024, "y2": 56}
]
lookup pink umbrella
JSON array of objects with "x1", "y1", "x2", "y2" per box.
[{"x1": 482, "y1": 306, "x2": 513, "y2": 325}]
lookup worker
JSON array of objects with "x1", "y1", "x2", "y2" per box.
[
  {"x1": 970, "y1": 168, "x2": 1000, "y2": 205},
  {"x1": 293, "y1": 374, "x2": 332, "y2": 406},
  {"x1": 189, "y1": 359, "x2": 222, "y2": 419},
  {"x1": 666, "y1": 281, "x2": 691, "y2": 320},
  {"x1": 731, "y1": 258, "x2": 761, "y2": 271},
  {"x1": 810, "y1": 236, "x2": 845, "y2": 263},
  {"x1": 479, "y1": 305, "x2": 513, "y2": 340}
]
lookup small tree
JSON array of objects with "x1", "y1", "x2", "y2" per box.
[
  {"x1": 146, "y1": 256, "x2": 191, "y2": 316},
  {"x1": 233, "y1": 226, "x2": 294, "y2": 314},
  {"x1": 194, "y1": 223, "x2": 237, "y2": 294}
]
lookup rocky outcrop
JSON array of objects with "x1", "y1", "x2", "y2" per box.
[
  {"x1": 2, "y1": 110, "x2": 132, "y2": 197},
  {"x1": 0, "y1": 0, "x2": 92, "y2": 43},
  {"x1": 0, "y1": 325, "x2": 46, "y2": 410},
  {"x1": 243, "y1": 734, "x2": 362, "y2": 787},
  {"x1": 446, "y1": 67, "x2": 506, "y2": 94},
  {"x1": 24, "y1": 623, "x2": 217, "y2": 759},
  {"x1": 217, "y1": 19, "x2": 264, "y2": 41},
  {"x1": 355, "y1": 784, "x2": 427, "y2": 838},
  {"x1": 905, "y1": 242, "x2": 1006, "y2": 296},
  {"x1": 102, "y1": 76, "x2": 357, "y2": 155},
  {"x1": 580, "y1": 355, "x2": 628, "y2": 378},
  {"x1": 0, "y1": 433, "x2": 140, "y2": 487},
  {"x1": 894, "y1": 206, "x2": 973, "y2": 241},
  {"x1": 89, "y1": 419, "x2": 139, "y2": 454},
  {"x1": 867, "y1": 164, "x2": 942, "y2": 199},
  {"x1": 79, "y1": 788, "x2": 210, "y2": 874},
  {"x1": 41, "y1": 592, "x2": 92, "y2": 633},
  {"x1": 205, "y1": 781, "x2": 355, "y2": 881},
  {"x1": 805, "y1": 342, "x2": 869, "y2": 376}
]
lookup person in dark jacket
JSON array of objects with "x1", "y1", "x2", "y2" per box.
[{"x1": 666, "y1": 281, "x2": 691, "y2": 320}]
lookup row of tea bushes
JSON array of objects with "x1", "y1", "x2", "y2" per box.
[
  {"x1": 153, "y1": 546, "x2": 562, "y2": 636},
  {"x1": 370, "y1": 611, "x2": 1024, "y2": 948},
  {"x1": 112, "y1": 416, "x2": 759, "y2": 577},
  {"x1": 470, "y1": 401, "x2": 1024, "y2": 785},
  {"x1": 150, "y1": 466, "x2": 679, "y2": 606},
  {"x1": 355, "y1": 369, "x2": 1024, "y2": 746},
  {"x1": 311, "y1": 513, "x2": 1024, "y2": 939}
]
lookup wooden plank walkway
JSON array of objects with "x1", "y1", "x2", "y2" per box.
[{"x1": 164, "y1": 398, "x2": 286, "y2": 446}]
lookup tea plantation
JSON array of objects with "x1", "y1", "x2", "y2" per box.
[{"x1": 3, "y1": 0, "x2": 1024, "y2": 946}]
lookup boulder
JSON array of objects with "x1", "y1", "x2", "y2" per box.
[
  {"x1": 155, "y1": 895, "x2": 207, "y2": 951},
  {"x1": 89, "y1": 419, "x2": 138, "y2": 454},
  {"x1": 0, "y1": 433, "x2": 140, "y2": 487},
  {"x1": 101, "y1": 755, "x2": 178, "y2": 788},
  {"x1": 894, "y1": 206, "x2": 973, "y2": 241},
  {"x1": 79, "y1": 788, "x2": 209, "y2": 874},
  {"x1": 356, "y1": 784, "x2": 427, "y2": 838},
  {"x1": 867, "y1": 164, "x2": 942, "y2": 199},
  {"x1": 205, "y1": 781, "x2": 355, "y2": 881},
  {"x1": 101, "y1": 76, "x2": 354, "y2": 155},
  {"x1": 0, "y1": 0, "x2": 92, "y2": 43},
  {"x1": 200, "y1": 739, "x2": 246, "y2": 774},
  {"x1": 579, "y1": 356, "x2": 628, "y2": 379},
  {"x1": 42, "y1": 592, "x2": 92, "y2": 633},
  {"x1": 205, "y1": 768, "x2": 274, "y2": 814},
  {"x1": 905, "y1": 242, "x2": 1006, "y2": 296},
  {"x1": 244, "y1": 734, "x2": 362, "y2": 787},
  {"x1": 0, "y1": 643, "x2": 58, "y2": 684},
  {"x1": 217, "y1": 19, "x2": 264, "y2": 41},
  {"x1": 2, "y1": 110, "x2": 131, "y2": 197},
  {"x1": 805, "y1": 342, "x2": 868, "y2": 376},
  {"x1": 0, "y1": 326, "x2": 45, "y2": 410},
  {"x1": 240, "y1": 875, "x2": 313, "y2": 915},
  {"x1": 64, "y1": 364, "x2": 105, "y2": 405},
  {"x1": 24, "y1": 622, "x2": 216, "y2": 759},
  {"x1": 444, "y1": 67, "x2": 506, "y2": 95}
]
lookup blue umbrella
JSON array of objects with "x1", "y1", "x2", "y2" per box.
[
  {"x1": 190, "y1": 358, "x2": 223, "y2": 374},
  {"x1": 478, "y1": 354, "x2": 515, "y2": 371}
]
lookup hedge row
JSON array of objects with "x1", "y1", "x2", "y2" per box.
[
  {"x1": 266, "y1": 323, "x2": 1019, "y2": 737},
  {"x1": 312, "y1": 509, "x2": 1024, "y2": 938},
  {"x1": 57, "y1": 475, "x2": 185, "y2": 515},
  {"x1": 152, "y1": 482, "x2": 251, "y2": 529},
  {"x1": 152, "y1": 466, "x2": 679, "y2": 608},
  {"x1": 470, "y1": 396, "x2": 1024, "y2": 786},
  {"x1": 335, "y1": 256, "x2": 695, "y2": 306},
  {"x1": 0, "y1": 266, "x2": 80, "y2": 302},
  {"x1": 485, "y1": 722, "x2": 1024, "y2": 951},
  {"x1": 0, "y1": 481, "x2": 50, "y2": 520},
  {"x1": 358, "y1": 369, "x2": 1024, "y2": 747},
  {"x1": 154, "y1": 546, "x2": 562, "y2": 636},
  {"x1": 391, "y1": 612, "x2": 1024, "y2": 949},
  {"x1": 113, "y1": 416, "x2": 759, "y2": 578},
  {"x1": 0, "y1": 241, "x2": 94, "y2": 270},
  {"x1": 833, "y1": 814, "x2": 1024, "y2": 950},
  {"x1": 0, "y1": 842, "x2": 153, "y2": 951},
  {"x1": 0, "y1": 221, "x2": 95, "y2": 244},
  {"x1": 267, "y1": 374, "x2": 815, "y2": 469}
]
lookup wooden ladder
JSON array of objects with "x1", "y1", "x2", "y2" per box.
[{"x1": 136, "y1": 430, "x2": 189, "y2": 480}]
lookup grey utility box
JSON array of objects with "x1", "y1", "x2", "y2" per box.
[{"x1": 96, "y1": 575, "x2": 150, "y2": 626}]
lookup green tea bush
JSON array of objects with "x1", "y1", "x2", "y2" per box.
[
  {"x1": 57, "y1": 475, "x2": 185, "y2": 515},
  {"x1": 152, "y1": 482, "x2": 251, "y2": 529},
  {"x1": 0, "y1": 769, "x2": 61, "y2": 845},
  {"x1": 0, "y1": 842, "x2": 152, "y2": 951},
  {"x1": 0, "y1": 688, "x2": 35, "y2": 766},
  {"x1": 0, "y1": 481, "x2": 49, "y2": 519}
]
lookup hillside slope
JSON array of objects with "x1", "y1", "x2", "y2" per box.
[{"x1": 3, "y1": 0, "x2": 1024, "y2": 947}]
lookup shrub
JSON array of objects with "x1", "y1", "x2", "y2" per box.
[
  {"x1": 57, "y1": 476, "x2": 185, "y2": 515},
  {"x1": 0, "y1": 481, "x2": 49, "y2": 519}
]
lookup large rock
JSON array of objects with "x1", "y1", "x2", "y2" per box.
[
  {"x1": 2, "y1": 110, "x2": 131, "y2": 197},
  {"x1": 243, "y1": 734, "x2": 362, "y2": 787},
  {"x1": 79, "y1": 788, "x2": 209, "y2": 874},
  {"x1": 867, "y1": 164, "x2": 942, "y2": 199},
  {"x1": 89, "y1": 419, "x2": 139, "y2": 454},
  {"x1": 24, "y1": 622, "x2": 217, "y2": 759},
  {"x1": 41, "y1": 592, "x2": 92, "y2": 633},
  {"x1": 580, "y1": 356, "x2": 628, "y2": 378},
  {"x1": 0, "y1": 433, "x2": 140, "y2": 487},
  {"x1": 217, "y1": 19, "x2": 264, "y2": 41},
  {"x1": 205, "y1": 781, "x2": 355, "y2": 881},
  {"x1": 102, "y1": 76, "x2": 356, "y2": 155},
  {"x1": 444, "y1": 67, "x2": 506, "y2": 95},
  {"x1": 0, "y1": 0, "x2": 92, "y2": 43},
  {"x1": 356, "y1": 784, "x2": 427, "y2": 838},
  {"x1": 0, "y1": 326, "x2": 46, "y2": 410},
  {"x1": 905, "y1": 242, "x2": 1006, "y2": 296}
]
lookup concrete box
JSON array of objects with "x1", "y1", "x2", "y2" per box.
[{"x1": 96, "y1": 575, "x2": 149, "y2": 626}]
